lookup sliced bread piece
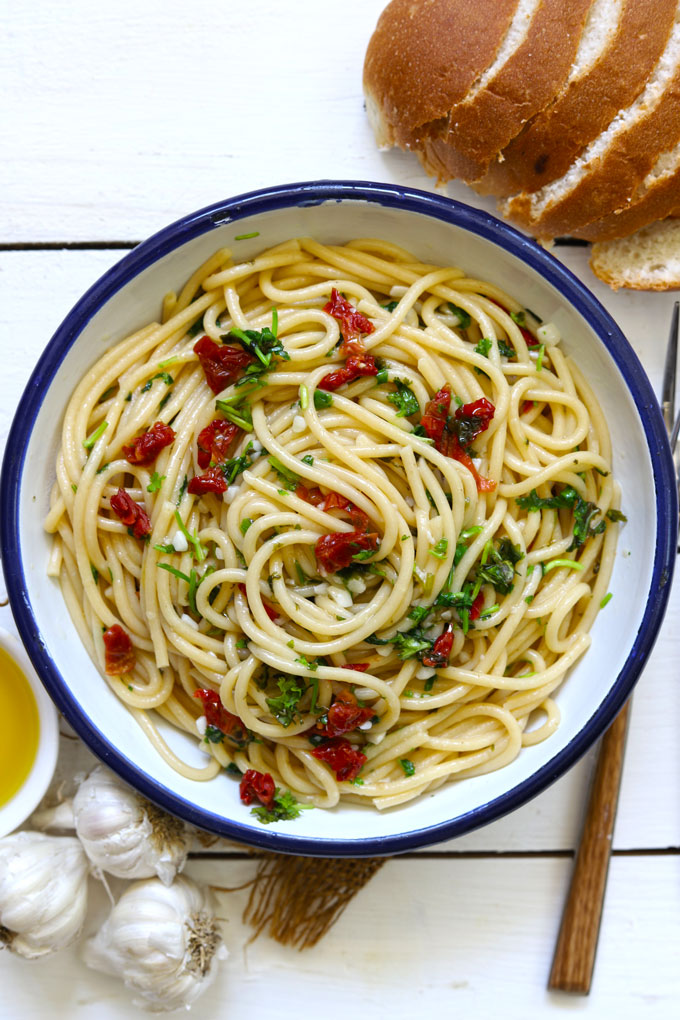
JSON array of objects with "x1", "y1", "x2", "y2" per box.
[
  {"x1": 578, "y1": 140, "x2": 680, "y2": 240},
  {"x1": 477, "y1": 0, "x2": 677, "y2": 196},
  {"x1": 590, "y1": 218, "x2": 680, "y2": 289},
  {"x1": 419, "y1": 0, "x2": 595, "y2": 183},
  {"x1": 501, "y1": 7, "x2": 680, "y2": 239},
  {"x1": 363, "y1": 0, "x2": 520, "y2": 152}
]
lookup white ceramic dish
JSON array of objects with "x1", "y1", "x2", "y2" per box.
[
  {"x1": 1, "y1": 181, "x2": 676, "y2": 855},
  {"x1": 0, "y1": 627, "x2": 59, "y2": 838}
]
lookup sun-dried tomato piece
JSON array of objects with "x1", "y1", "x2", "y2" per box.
[
  {"x1": 311, "y1": 737, "x2": 367, "y2": 782},
  {"x1": 323, "y1": 288, "x2": 374, "y2": 357},
  {"x1": 187, "y1": 466, "x2": 228, "y2": 496},
  {"x1": 343, "y1": 663, "x2": 370, "y2": 672},
  {"x1": 421, "y1": 387, "x2": 496, "y2": 492},
  {"x1": 469, "y1": 592, "x2": 485, "y2": 622},
  {"x1": 315, "y1": 529, "x2": 380, "y2": 574},
  {"x1": 318, "y1": 353, "x2": 379, "y2": 391},
  {"x1": 103, "y1": 624, "x2": 136, "y2": 675},
  {"x1": 521, "y1": 400, "x2": 534, "y2": 415},
  {"x1": 237, "y1": 583, "x2": 279, "y2": 621},
  {"x1": 193, "y1": 688, "x2": 248, "y2": 745},
  {"x1": 194, "y1": 335, "x2": 256, "y2": 393},
  {"x1": 317, "y1": 689, "x2": 373, "y2": 738},
  {"x1": 295, "y1": 483, "x2": 324, "y2": 505},
  {"x1": 436, "y1": 433, "x2": 497, "y2": 493},
  {"x1": 110, "y1": 488, "x2": 152, "y2": 538},
  {"x1": 454, "y1": 397, "x2": 495, "y2": 444},
  {"x1": 196, "y1": 419, "x2": 241, "y2": 469},
  {"x1": 318, "y1": 491, "x2": 369, "y2": 531},
  {"x1": 121, "y1": 421, "x2": 175, "y2": 465},
  {"x1": 421, "y1": 385, "x2": 452, "y2": 443},
  {"x1": 239, "y1": 769, "x2": 276, "y2": 808},
  {"x1": 421, "y1": 624, "x2": 454, "y2": 669}
]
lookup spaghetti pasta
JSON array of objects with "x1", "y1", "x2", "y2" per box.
[{"x1": 45, "y1": 237, "x2": 624, "y2": 816}]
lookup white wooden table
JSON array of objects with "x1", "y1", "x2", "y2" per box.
[{"x1": 1, "y1": 2, "x2": 679, "y2": 1016}]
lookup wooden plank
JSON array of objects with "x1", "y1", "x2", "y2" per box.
[
  {"x1": 0, "y1": 1, "x2": 497, "y2": 243},
  {"x1": 0, "y1": 856, "x2": 677, "y2": 1017}
]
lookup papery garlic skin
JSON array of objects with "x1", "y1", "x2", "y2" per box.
[
  {"x1": 0, "y1": 832, "x2": 89, "y2": 958},
  {"x1": 82, "y1": 876, "x2": 227, "y2": 1012},
  {"x1": 73, "y1": 766, "x2": 189, "y2": 885}
]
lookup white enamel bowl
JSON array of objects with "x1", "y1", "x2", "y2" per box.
[
  {"x1": 0, "y1": 627, "x2": 59, "y2": 838},
  {"x1": 1, "y1": 182, "x2": 676, "y2": 855}
]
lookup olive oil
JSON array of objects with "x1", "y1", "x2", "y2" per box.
[{"x1": 0, "y1": 645, "x2": 40, "y2": 806}]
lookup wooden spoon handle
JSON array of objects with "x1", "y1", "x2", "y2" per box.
[{"x1": 548, "y1": 700, "x2": 631, "y2": 994}]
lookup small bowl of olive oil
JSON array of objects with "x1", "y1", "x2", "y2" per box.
[{"x1": 0, "y1": 627, "x2": 59, "y2": 838}]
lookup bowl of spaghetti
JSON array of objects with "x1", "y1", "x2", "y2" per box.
[{"x1": 2, "y1": 182, "x2": 676, "y2": 855}]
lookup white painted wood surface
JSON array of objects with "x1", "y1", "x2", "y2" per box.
[{"x1": 1, "y1": 1, "x2": 679, "y2": 1016}]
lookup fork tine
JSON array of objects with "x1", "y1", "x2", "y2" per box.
[{"x1": 662, "y1": 300, "x2": 679, "y2": 434}]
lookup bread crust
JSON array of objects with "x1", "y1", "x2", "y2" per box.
[
  {"x1": 477, "y1": 0, "x2": 678, "y2": 197},
  {"x1": 362, "y1": 0, "x2": 519, "y2": 149},
  {"x1": 577, "y1": 154, "x2": 680, "y2": 240},
  {"x1": 419, "y1": 0, "x2": 594, "y2": 183},
  {"x1": 502, "y1": 35, "x2": 680, "y2": 239}
]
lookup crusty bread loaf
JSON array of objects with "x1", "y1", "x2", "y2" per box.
[
  {"x1": 363, "y1": 0, "x2": 519, "y2": 151},
  {"x1": 363, "y1": 0, "x2": 680, "y2": 285},
  {"x1": 501, "y1": 10, "x2": 680, "y2": 238},
  {"x1": 590, "y1": 218, "x2": 680, "y2": 288},
  {"x1": 577, "y1": 141, "x2": 680, "y2": 240},
  {"x1": 476, "y1": 0, "x2": 678, "y2": 196},
  {"x1": 418, "y1": 0, "x2": 594, "y2": 183}
]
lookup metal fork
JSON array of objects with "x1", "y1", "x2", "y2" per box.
[{"x1": 663, "y1": 302, "x2": 680, "y2": 508}]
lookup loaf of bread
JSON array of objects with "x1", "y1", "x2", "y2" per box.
[{"x1": 363, "y1": 0, "x2": 680, "y2": 288}]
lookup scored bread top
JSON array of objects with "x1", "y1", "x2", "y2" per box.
[
  {"x1": 577, "y1": 140, "x2": 680, "y2": 240},
  {"x1": 477, "y1": 0, "x2": 678, "y2": 197},
  {"x1": 590, "y1": 218, "x2": 680, "y2": 289},
  {"x1": 418, "y1": 0, "x2": 595, "y2": 184},
  {"x1": 501, "y1": 9, "x2": 680, "y2": 239},
  {"x1": 363, "y1": 0, "x2": 519, "y2": 150}
]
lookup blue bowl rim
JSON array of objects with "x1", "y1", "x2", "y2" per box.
[{"x1": 1, "y1": 179, "x2": 677, "y2": 856}]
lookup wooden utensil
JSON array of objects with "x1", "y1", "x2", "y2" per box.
[{"x1": 548, "y1": 700, "x2": 631, "y2": 993}]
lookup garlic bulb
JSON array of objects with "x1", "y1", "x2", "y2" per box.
[
  {"x1": 82, "y1": 876, "x2": 227, "y2": 1012},
  {"x1": 73, "y1": 766, "x2": 189, "y2": 885},
  {"x1": 0, "y1": 831, "x2": 89, "y2": 958}
]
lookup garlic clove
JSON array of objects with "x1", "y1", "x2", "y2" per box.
[
  {"x1": 0, "y1": 831, "x2": 89, "y2": 958},
  {"x1": 73, "y1": 766, "x2": 189, "y2": 886},
  {"x1": 82, "y1": 875, "x2": 227, "y2": 1012}
]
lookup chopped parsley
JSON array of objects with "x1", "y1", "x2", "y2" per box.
[
  {"x1": 516, "y1": 487, "x2": 609, "y2": 550},
  {"x1": 399, "y1": 758, "x2": 416, "y2": 776},
  {"x1": 176, "y1": 474, "x2": 188, "y2": 506},
  {"x1": 240, "y1": 518, "x2": 253, "y2": 535},
  {"x1": 387, "y1": 379, "x2": 420, "y2": 418},
  {"x1": 174, "y1": 509, "x2": 206, "y2": 561},
  {"x1": 83, "y1": 421, "x2": 108, "y2": 450},
  {"x1": 429, "y1": 538, "x2": 448, "y2": 560},
  {"x1": 266, "y1": 676, "x2": 307, "y2": 727},
  {"x1": 383, "y1": 300, "x2": 399, "y2": 312},
  {"x1": 448, "y1": 304, "x2": 471, "y2": 328},
  {"x1": 215, "y1": 395, "x2": 253, "y2": 431},
  {"x1": 268, "y1": 455, "x2": 300, "y2": 490},
  {"x1": 234, "y1": 231, "x2": 260, "y2": 240},
  {"x1": 147, "y1": 471, "x2": 165, "y2": 493},
  {"x1": 222, "y1": 442, "x2": 254, "y2": 484},
  {"x1": 226, "y1": 312, "x2": 288, "y2": 371},
  {"x1": 141, "y1": 371, "x2": 173, "y2": 392},
  {"x1": 158, "y1": 563, "x2": 199, "y2": 614},
  {"x1": 302, "y1": 454, "x2": 314, "y2": 466},
  {"x1": 313, "y1": 389, "x2": 333, "y2": 409},
  {"x1": 251, "y1": 788, "x2": 311, "y2": 825}
]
